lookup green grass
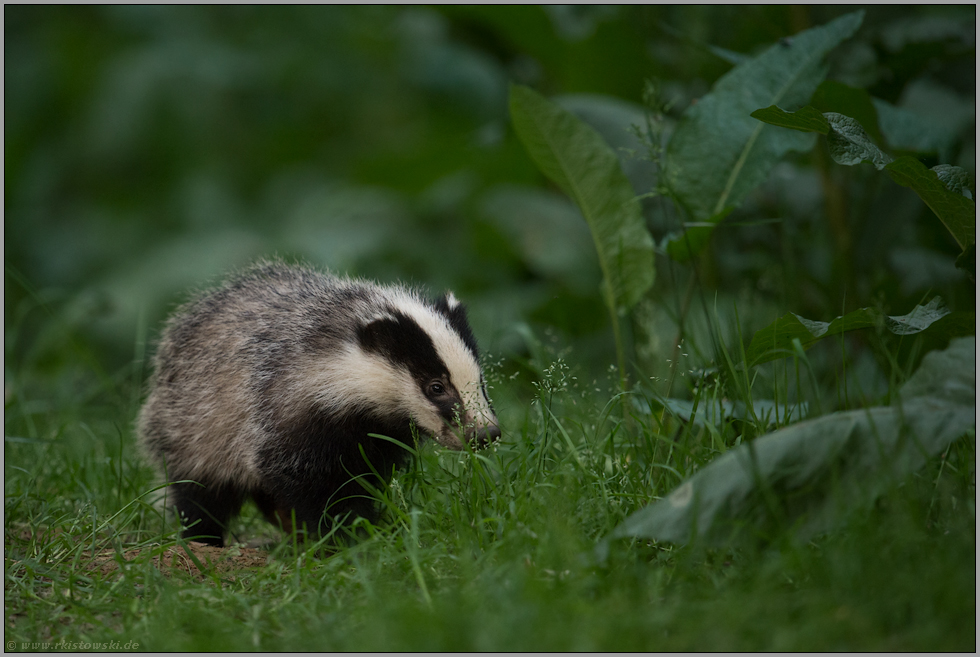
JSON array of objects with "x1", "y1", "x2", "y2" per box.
[
  {"x1": 4, "y1": 323, "x2": 976, "y2": 651},
  {"x1": 5, "y1": 6, "x2": 974, "y2": 650}
]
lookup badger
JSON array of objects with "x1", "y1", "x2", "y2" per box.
[{"x1": 137, "y1": 260, "x2": 500, "y2": 547}]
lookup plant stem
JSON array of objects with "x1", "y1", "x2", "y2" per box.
[{"x1": 603, "y1": 276, "x2": 632, "y2": 427}]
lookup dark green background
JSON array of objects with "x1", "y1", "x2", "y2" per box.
[{"x1": 5, "y1": 5, "x2": 975, "y2": 381}]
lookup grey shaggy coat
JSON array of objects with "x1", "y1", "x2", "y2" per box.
[{"x1": 138, "y1": 261, "x2": 498, "y2": 546}]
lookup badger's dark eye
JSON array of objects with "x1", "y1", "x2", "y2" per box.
[{"x1": 427, "y1": 381, "x2": 446, "y2": 397}]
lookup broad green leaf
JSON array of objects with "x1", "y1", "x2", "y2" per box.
[
  {"x1": 885, "y1": 157, "x2": 977, "y2": 248},
  {"x1": 553, "y1": 94, "x2": 659, "y2": 196},
  {"x1": 749, "y1": 105, "x2": 829, "y2": 134},
  {"x1": 872, "y1": 97, "x2": 957, "y2": 156},
  {"x1": 752, "y1": 105, "x2": 976, "y2": 248},
  {"x1": 598, "y1": 337, "x2": 976, "y2": 551},
  {"x1": 931, "y1": 164, "x2": 976, "y2": 200},
  {"x1": 745, "y1": 297, "x2": 950, "y2": 366},
  {"x1": 824, "y1": 112, "x2": 893, "y2": 170},
  {"x1": 757, "y1": 90, "x2": 959, "y2": 161},
  {"x1": 751, "y1": 106, "x2": 893, "y2": 170},
  {"x1": 810, "y1": 79, "x2": 883, "y2": 144},
  {"x1": 509, "y1": 84, "x2": 655, "y2": 313},
  {"x1": 664, "y1": 11, "x2": 863, "y2": 262},
  {"x1": 635, "y1": 397, "x2": 808, "y2": 429}
]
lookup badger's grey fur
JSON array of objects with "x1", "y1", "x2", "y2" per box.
[{"x1": 138, "y1": 260, "x2": 499, "y2": 546}]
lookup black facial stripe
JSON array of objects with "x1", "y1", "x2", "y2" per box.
[
  {"x1": 432, "y1": 387, "x2": 465, "y2": 426},
  {"x1": 480, "y1": 377, "x2": 495, "y2": 412},
  {"x1": 357, "y1": 310, "x2": 449, "y2": 385}
]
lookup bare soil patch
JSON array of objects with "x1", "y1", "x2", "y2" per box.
[{"x1": 87, "y1": 542, "x2": 270, "y2": 579}]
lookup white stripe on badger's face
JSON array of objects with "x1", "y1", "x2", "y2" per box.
[{"x1": 300, "y1": 344, "x2": 446, "y2": 439}]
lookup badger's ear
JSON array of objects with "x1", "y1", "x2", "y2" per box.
[
  {"x1": 433, "y1": 292, "x2": 470, "y2": 331},
  {"x1": 433, "y1": 291, "x2": 462, "y2": 316},
  {"x1": 433, "y1": 292, "x2": 479, "y2": 358}
]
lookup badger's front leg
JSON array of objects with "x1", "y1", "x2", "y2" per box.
[{"x1": 170, "y1": 480, "x2": 246, "y2": 547}]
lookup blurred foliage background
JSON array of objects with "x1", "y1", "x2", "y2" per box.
[{"x1": 5, "y1": 5, "x2": 975, "y2": 401}]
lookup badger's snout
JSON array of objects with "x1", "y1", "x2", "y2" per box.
[
  {"x1": 463, "y1": 407, "x2": 500, "y2": 449},
  {"x1": 472, "y1": 422, "x2": 501, "y2": 448},
  {"x1": 436, "y1": 413, "x2": 500, "y2": 451}
]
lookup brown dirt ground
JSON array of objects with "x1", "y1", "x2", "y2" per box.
[
  {"x1": 10, "y1": 525, "x2": 272, "y2": 581},
  {"x1": 86, "y1": 542, "x2": 271, "y2": 580}
]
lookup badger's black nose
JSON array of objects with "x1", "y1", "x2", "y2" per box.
[{"x1": 473, "y1": 423, "x2": 501, "y2": 448}]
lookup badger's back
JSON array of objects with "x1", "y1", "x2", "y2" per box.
[
  {"x1": 144, "y1": 266, "x2": 311, "y2": 474},
  {"x1": 138, "y1": 260, "x2": 498, "y2": 545}
]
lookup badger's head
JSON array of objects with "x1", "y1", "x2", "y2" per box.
[{"x1": 321, "y1": 289, "x2": 500, "y2": 450}]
